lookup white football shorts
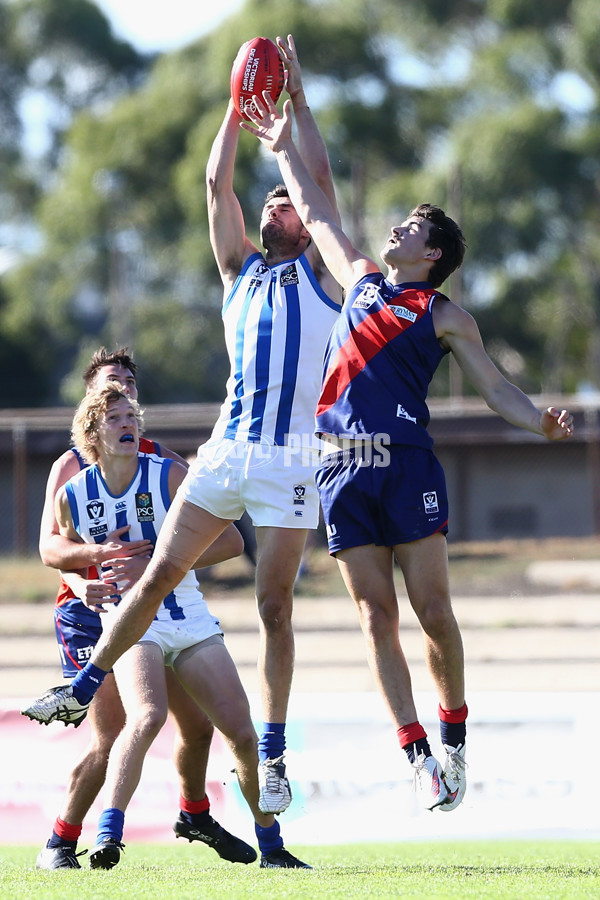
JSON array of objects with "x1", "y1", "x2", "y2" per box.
[
  {"x1": 181, "y1": 437, "x2": 320, "y2": 529},
  {"x1": 138, "y1": 611, "x2": 224, "y2": 668}
]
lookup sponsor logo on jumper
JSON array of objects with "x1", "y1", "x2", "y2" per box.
[
  {"x1": 280, "y1": 263, "x2": 299, "y2": 287},
  {"x1": 293, "y1": 484, "x2": 306, "y2": 505},
  {"x1": 352, "y1": 283, "x2": 380, "y2": 309},
  {"x1": 115, "y1": 500, "x2": 127, "y2": 511},
  {"x1": 135, "y1": 492, "x2": 155, "y2": 522},
  {"x1": 423, "y1": 491, "x2": 439, "y2": 514},
  {"x1": 389, "y1": 305, "x2": 417, "y2": 322},
  {"x1": 249, "y1": 263, "x2": 269, "y2": 288},
  {"x1": 397, "y1": 404, "x2": 417, "y2": 423},
  {"x1": 326, "y1": 523, "x2": 338, "y2": 538}
]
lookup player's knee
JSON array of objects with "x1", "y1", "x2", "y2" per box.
[
  {"x1": 130, "y1": 704, "x2": 168, "y2": 740},
  {"x1": 176, "y1": 720, "x2": 214, "y2": 749},
  {"x1": 356, "y1": 597, "x2": 397, "y2": 641},
  {"x1": 256, "y1": 592, "x2": 292, "y2": 633},
  {"x1": 232, "y1": 726, "x2": 259, "y2": 761},
  {"x1": 418, "y1": 596, "x2": 455, "y2": 636}
]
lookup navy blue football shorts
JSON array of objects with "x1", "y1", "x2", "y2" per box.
[
  {"x1": 54, "y1": 600, "x2": 102, "y2": 678},
  {"x1": 316, "y1": 443, "x2": 449, "y2": 555}
]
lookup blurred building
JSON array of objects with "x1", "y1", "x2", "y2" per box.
[{"x1": 0, "y1": 396, "x2": 596, "y2": 555}]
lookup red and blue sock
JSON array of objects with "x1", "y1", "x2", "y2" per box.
[
  {"x1": 179, "y1": 794, "x2": 211, "y2": 826},
  {"x1": 397, "y1": 722, "x2": 431, "y2": 763},
  {"x1": 439, "y1": 702, "x2": 468, "y2": 748},
  {"x1": 47, "y1": 817, "x2": 82, "y2": 850}
]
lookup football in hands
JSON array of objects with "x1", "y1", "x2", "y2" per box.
[{"x1": 230, "y1": 36, "x2": 285, "y2": 120}]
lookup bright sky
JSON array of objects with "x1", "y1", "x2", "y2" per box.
[{"x1": 94, "y1": 0, "x2": 244, "y2": 51}]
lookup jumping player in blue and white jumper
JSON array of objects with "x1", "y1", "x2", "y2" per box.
[
  {"x1": 55, "y1": 385, "x2": 309, "y2": 870},
  {"x1": 199, "y1": 35, "x2": 341, "y2": 815},
  {"x1": 21, "y1": 38, "x2": 338, "y2": 860},
  {"x1": 240, "y1": 90, "x2": 574, "y2": 815}
]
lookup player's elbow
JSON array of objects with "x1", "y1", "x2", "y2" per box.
[{"x1": 39, "y1": 541, "x2": 58, "y2": 569}]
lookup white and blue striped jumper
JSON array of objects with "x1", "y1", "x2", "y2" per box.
[
  {"x1": 211, "y1": 252, "x2": 340, "y2": 449},
  {"x1": 64, "y1": 453, "x2": 210, "y2": 622}
]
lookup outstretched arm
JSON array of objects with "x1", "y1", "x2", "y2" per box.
[
  {"x1": 206, "y1": 101, "x2": 258, "y2": 287},
  {"x1": 242, "y1": 95, "x2": 376, "y2": 293},
  {"x1": 436, "y1": 300, "x2": 574, "y2": 440},
  {"x1": 278, "y1": 34, "x2": 340, "y2": 223}
]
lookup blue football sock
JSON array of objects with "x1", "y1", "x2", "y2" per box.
[
  {"x1": 440, "y1": 719, "x2": 466, "y2": 748},
  {"x1": 96, "y1": 808, "x2": 125, "y2": 843},
  {"x1": 258, "y1": 722, "x2": 286, "y2": 763},
  {"x1": 403, "y1": 737, "x2": 432, "y2": 764},
  {"x1": 255, "y1": 820, "x2": 283, "y2": 855},
  {"x1": 71, "y1": 663, "x2": 108, "y2": 704}
]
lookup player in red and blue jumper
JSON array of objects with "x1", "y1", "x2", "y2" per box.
[{"x1": 242, "y1": 92, "x2": 574, "y2": 815}]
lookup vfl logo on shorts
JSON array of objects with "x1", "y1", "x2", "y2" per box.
[
  {"x1": 293, "y1": 484, "x2": 305, "y2": 517},
  {"x1": 293, "y1": 484, "x2": 305, "y2": 511},
  {"x1": 135, "y1": 492, "x2": 155, "y2": 522},
  {"x1": 423, "y1": 491, "x2": 439, "y2": 515},
  {"x1": 281, "y1": 263, "x2": 299, "y2": 287},
  {"x1": 86, "y1": 499, "x2": 108, "y2": 537}
]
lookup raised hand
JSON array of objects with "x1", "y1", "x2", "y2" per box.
[
  {"x1": 277, "y1": 34, "x2": 302, "y2": 102},
  {"x1": 240, "y1": 92, "x2": 294, "y2": 152}
]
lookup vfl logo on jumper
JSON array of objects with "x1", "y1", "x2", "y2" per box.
[
  {"x1": 389, "y1": 305, "x2": 418, "y2": 323},
  {"x1": 280, "y1": 263, "x2": 299, "y2": 287},
  {"x1": 249, "y1": 263, "x2": 269, "y2": 288},
  {"x1": 353, "y1": 283, "x2": 379, "y2": 309},
  {"x1": 397, "y1": 404, "x2": 417, "y2": 424},
  {"x1": 423, "y1": 492, "x2": 439, "y2": 515},
  {"x1": 135, "y1": 492, "x2": 155, "y2": 522},
  {"x1": 86, "y1": 500, "x2": 108, "y2": 537}
]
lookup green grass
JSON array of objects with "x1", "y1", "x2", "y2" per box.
[{"x1": 1, "y1": 841, "x2": 599, "y2": 899}]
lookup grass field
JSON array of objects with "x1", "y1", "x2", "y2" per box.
[{"x1": 1, "y1": 841, "x2": 599, "y2": 899}]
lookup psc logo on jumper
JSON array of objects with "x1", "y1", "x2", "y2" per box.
[
  {"x1": 280, "y1": 263, "x2": 299, "y2": 287},
  {"x1": 423, "y1": 491, "x2": 439, "y2": 515},
  {"x1": 135, "y1": 492, "x2": 155, "y2": 522}
]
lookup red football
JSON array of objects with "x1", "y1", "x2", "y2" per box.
[{"x1": 230, "y1": 36, "x2": 285, "y2": 120}]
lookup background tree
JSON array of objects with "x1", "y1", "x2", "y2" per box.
[{"x1": 0, "y1": 0, "x2": 599, "y2": 405}]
